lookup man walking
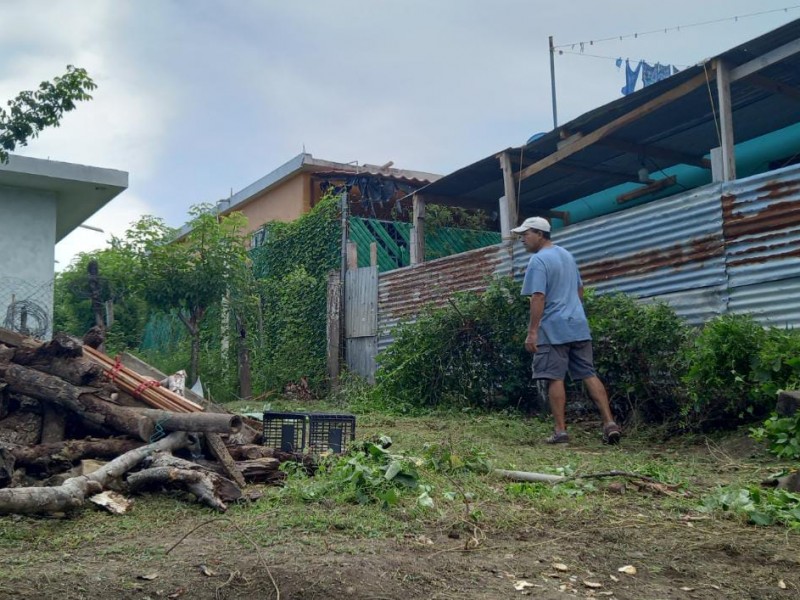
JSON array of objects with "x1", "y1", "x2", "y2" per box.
[{"x1": 513, "y1": 216, "x2": 621, "y2": 445}]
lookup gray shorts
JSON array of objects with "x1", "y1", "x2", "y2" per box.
[{"x1": 531, "y1": 341, "x2": 596, "y2": 381}]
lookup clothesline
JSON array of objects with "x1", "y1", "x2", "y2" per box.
[
  {"x1": 552, "y1": 5, "x2": 800, "y2": 50},
  {"x1": 557, "y1": 49, "x2": 691, "y2": 69}
]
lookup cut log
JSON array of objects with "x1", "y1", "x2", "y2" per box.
[
  {"x1": 205, "y1": 433, "x2": 246, "y2": 487},
  {"x1": 120, "y1": 351, "x2": 260, "y2": 444},
  {"x1": 13, "y1": 332, "x2": 83, "y2": 365},
  {"x1": 127, "y1": 451, "x2": 241, "y2": 511},
  {"x1": 0, "y1": 447, "x2": 14, "y2": 488},
  {"x1": 135, "y1": 410, "x2": 242, "y2": 434},
  {"x1": 10, "y1": 437, "x2": 144, "y2": 470},
  {"x1": 234, "y1": 457, "x2": 283, "y2": 484},
  {"x1": 0, "y1": 328, "x2": 43, "y2": 351},
  {"x1": 0, "y1": 411, "x2": 42, "y2": 446},
  {"x1": 3, "y1": 363, "x2": 155, "y2": 442},
  {"x1": 40, "y1": 406, "x2": 66, "y2": 444},
  {"x1": 0, "y1": 431, "x2": 187, "y2": 515},
  {"x1": 777, "y1": 390, "x2": 800, "y2": 417},
  {"x1": 226, "y1": 444, "x2": 277, "y2": 461},
  {"x1": 29, "y1": 355, "x2": 104, "y2": 387}
]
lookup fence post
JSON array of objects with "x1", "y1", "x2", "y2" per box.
[{"x1": 326, "y1": 270, "x2": 342, "y2": 391}]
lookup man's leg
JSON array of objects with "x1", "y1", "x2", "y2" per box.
[
  {"x1": 583, "y1": 375, "x2": 621, "y2": 444},
  {"x1": 548, "y1": 378, "x2": 567, "y2": 432},
  {"x1": 583, "y1": 376, "x2": 614, "y2": 426}
]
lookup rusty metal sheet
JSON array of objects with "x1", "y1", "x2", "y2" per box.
[
  {"x1": 722, "y1": 164, "x2": 800, "y2": 289},
  {"x1": 376, "y1": 245, "x2": 509, "y2": 352},
  {"x1": 511, "y1": 183, "x2": 728, "y2": 300},
  {"x1": 727, "y1": 275, "x2": 800, "y2": 329}
]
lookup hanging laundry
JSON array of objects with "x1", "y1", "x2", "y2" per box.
[
  {"x1": 641, "y1": 62, "x2": 674, "y2": 87},
  {"x1": 621, "y1": 59, "x2": 642, "y2": 96}
]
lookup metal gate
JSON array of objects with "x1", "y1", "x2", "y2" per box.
[{"x1": 344, "y1": 265, "x2": 378, "y2": 382}]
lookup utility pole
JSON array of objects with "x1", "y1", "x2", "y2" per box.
[{"x1": 549, "y1": 35, "x2": 558, "y2": 129}]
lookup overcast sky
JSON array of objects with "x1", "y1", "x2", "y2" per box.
[{"x1": 1, "y1": 0, "x2": 797, "y2": 268}]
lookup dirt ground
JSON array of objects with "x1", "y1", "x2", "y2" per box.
[
  {"x1": 1, "y1": 513, "x2": 796, "y2": 600},
  {"x1": 1, "y1": 428, "x2": 797, "y2": 600}
]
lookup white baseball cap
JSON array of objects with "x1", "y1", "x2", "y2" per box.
[{"x1": 511, "y1": 216, "x2": 551, "y2": 234}]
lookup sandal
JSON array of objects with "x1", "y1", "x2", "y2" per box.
[
  {"x1": 545, "y1": 430, "x2": 570, "y2": 444},
  {"x1": 602, "y1": 422, "x2": 622, "y2": 445}
]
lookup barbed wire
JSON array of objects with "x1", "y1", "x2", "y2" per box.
[{"x1": 1, "y1": 277, "x2": 54, "y2": 339}]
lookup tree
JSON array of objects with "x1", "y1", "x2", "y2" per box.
[
  {"x1": 0, "y1": 65, "x2": 96, "y2": 163},
  {"x1": 53, "y1": 245, "x2": 152, "y2": 353},
  {"x1": 132, "y1": 206, "x2": 251, "y2": 387}
]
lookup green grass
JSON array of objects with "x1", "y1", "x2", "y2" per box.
[{"x1": 1, "y1": 406, "x2": 796, "y2": 589}]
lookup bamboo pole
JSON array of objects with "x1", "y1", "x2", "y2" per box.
[{"x1": 83, "y1": 346, "x2": 203, "y2": 413}]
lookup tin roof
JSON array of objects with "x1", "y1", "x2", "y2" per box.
[{"x1": 420, "y1": 18, "x2": 800, "y2": 217}]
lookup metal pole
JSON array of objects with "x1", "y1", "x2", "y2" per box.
[{"x1": 549, "y1": 35, "x2": 558, "y2": 128}]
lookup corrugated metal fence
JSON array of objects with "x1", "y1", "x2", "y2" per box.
[{"x1": 341, "y1": 164, "x2": 800, "y2": 380}]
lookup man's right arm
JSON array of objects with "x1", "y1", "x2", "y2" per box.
[{"x1": 525, "y1": 293, "x2": 545, "y2": 353}]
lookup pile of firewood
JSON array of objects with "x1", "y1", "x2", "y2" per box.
[{"x1": 0, "y1": 328, "x2": 299, "y2": 516}]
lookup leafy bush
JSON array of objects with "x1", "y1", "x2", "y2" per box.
[
  {"x1": 700, "y1": 486, "x2": 800, "y2": 528},
  {"x1": 681, "y1": 314, "x2": 769, "y2": 427},
  {"x1": 751, "y1": 328, "x2": 800, "y2": 399},
  {"x1": 374, "y1": 277, "x2": 536, "y2": 411},
  {"x1": 752, "y1": 413, "x2": 800, "y2": 459},
  {"x1": 280, "y1": 438, "x2": 425, "y2": 507},
  {"x1": 584, "y1": 292, "x2": 690, "y2": 423}
]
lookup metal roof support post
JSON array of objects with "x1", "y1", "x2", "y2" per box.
[
  {"x1": 499, "y1": 152, "x2": 518, "y2": 228},
  {"x1": 715, "y1": 59, "x2": 737, "y2": 181},
  {"x1": 499, "y1": 195, "x2": 511, "y2": 242},
  {"x1": 410, "y1": 193, "x2": 426, "y2": 264}
]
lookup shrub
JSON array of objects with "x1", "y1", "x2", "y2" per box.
[
  {"x1": 752, "y1": 412, "x2": 800, "y2": 459},
  {"x1": 584, "y1": 292, "x2": 690, "y2": 423},
  {"x1": 682, "y1": 314, "x2": 779, "y2": 428},
  {"x1": 374, "y1": 277, "x2": 537, "y2": 411}
]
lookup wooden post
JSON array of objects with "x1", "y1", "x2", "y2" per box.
[
  {"x1": 410, "y1": 194, "x2": 426, "y2": 264},
  {"x1": 326, "y1": 270, "x2": 341, "y2": 390},
  {"x1": 499, "y1": 195, "x2": 511, "y2": 241},
  {"x1": 499, "y1": 153, "x2": 518, "y2": 228},
  {"x1": 715, "y1": 59, "x2": 736, "y2": 181},
  {"x1": 369, "y1": 242, "x2": 377, "y2": 267},
  {"x1": 346, "y1": 241, "x2": 358, "y2": 270}
]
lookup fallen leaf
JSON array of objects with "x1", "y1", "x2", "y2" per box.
[
  {"x1": 513, "y1": 580, "x2": 534, "y2": 591},
  {"x1": 553, "y1": 563, "x2": 569, "y2": 572},
  {"x1": 199, "y1": 565, "x2": 215, "y2": 577},
  {"x1": 416, "y1": 535, "x2": 434, "y2": 546},
  {"x1": 598, "y1": 592, "x2": 615, "y2": 597},
  {"x1": 680, "y1": 587, "x2": 695, "y2": 592},
  {"x1": 138, "y1": 573, "x2": 159, "y2": 581},
  {"x1": 168, "y1": 589, "x2": 187, "y2": 599},
  {"x1": 778, "y1": 580, "x2": 787, "y2": 589},
  {"x1": 583, "y1": 580, "x2": 603, "y2": 588},
  {"x1": 618, "y1": 565, "x2": 637, "y2": 575},
  {"x1": 609, "y1": 575, "x2": 620, "y2": 582}
]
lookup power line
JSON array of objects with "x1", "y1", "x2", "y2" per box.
[{"x1": 553, "y1": 5, "x2": 800, "y2": 50}]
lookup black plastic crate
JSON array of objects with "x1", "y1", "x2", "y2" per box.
[
  {"x1": 262, "y1": 412, "x2": 307, "y2": 452},
  {"x1": 308, "y1": 413, "x2": 356, "y2": 454}
]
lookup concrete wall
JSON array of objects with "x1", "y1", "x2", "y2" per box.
[
  {"x1": 238, "y1": 174, "x2": 311, "y2": 234},
  {"x1": 0, "y1": 185, "x2": 57, "y2": 339}
]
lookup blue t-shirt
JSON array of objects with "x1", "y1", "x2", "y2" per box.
[{"x1": 521, "y1": 245, "x2": 591, "y2": 345}]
